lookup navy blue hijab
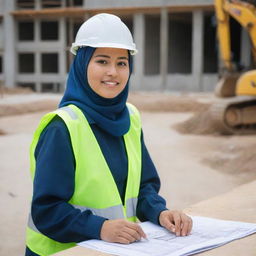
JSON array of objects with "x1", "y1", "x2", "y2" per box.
[{"x1": 59, "y1": 47, "x2": 132, "y2": 136}]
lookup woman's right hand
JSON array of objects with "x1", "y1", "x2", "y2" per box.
[{"x1": 100, "y1": 219, "x2": 147, "y2": 244}]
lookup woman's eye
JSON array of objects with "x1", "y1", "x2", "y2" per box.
[
  {"x1": 96, "y1": 59, "x2": 107, "y2": 64},
  {"x1": 118, "y1": 61, "x2": 128, "y2": 66}
]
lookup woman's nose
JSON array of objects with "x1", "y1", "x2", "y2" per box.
[{"x1": 106, "y1": 65, "x2": 118, "y2": 76}]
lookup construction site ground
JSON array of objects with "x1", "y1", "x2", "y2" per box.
[{"x1": 0, "y1": 91, "x2": 256, "y2": 256}]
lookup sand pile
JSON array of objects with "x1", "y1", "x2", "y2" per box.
[
  {"x1": 0, "y1": 91, "x2": 224, "y2": 135},
  {"x1": 173, "y1": 106, "x2": 224, "y2": 135},
  {"x1": 202, "y1": 143, "x2": 256, "y2": 181},
  {"x1": 0, "y1": 100, "x2": 59, "y2": 117},
  {"x1": 129, "y1": 92, "x2": 223, "y2": 135},
  {"x1": 0, "y1": 92, "x2": 211, "y2": 117},
  {"x1": 0, "y1": 91, "x2": 219, "y2": 135},
  {"x1": 0, "y1": 86, "x2": 33, "y2": 95},
  {"x1": 128, "y1": 92, "x2": 209, "y2": 112},
  {"x1": 0, "y1": 87, "x2": 60, "y2": 117}
]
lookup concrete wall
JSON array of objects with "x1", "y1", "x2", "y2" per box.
[
  {"x1": 3, "y1": 0, "x2": 16, "y2": 87},
  {"x1": 137, "y1": 73, "x2": 218, "y2": 92},
  {"x1": 0, "y1": 0, "x2": 3, "y2": 80},
  {"x1": 0, "y1": 0, "x2": 4, "y2": 15},
  {"x1": 240, "y1": 29, "x2": 251, "y2": 68},
  {"x1": 0, "y1": 18, "x2": 3, "y2": 81},
  {"x1": 0, "y1": 21, "x2": 3, "y2": 50}
]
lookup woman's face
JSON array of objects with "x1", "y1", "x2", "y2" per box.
[{"x1": 87, "y1": 47, "x2": 130, "y2": 99}]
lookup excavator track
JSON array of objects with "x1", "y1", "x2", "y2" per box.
[{"x1": 209, "y1": 96, "x2": 256, "y2": 134}]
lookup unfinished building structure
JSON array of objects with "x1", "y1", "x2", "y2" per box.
[{"x1": 0, "y1": 0, "x2": 252, "y2": 92}]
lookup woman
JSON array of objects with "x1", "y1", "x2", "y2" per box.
[{"x1": 25, "y1": 13, "x2": 192, "y2": 256}]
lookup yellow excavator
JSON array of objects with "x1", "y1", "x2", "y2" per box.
[{"x1": 212, "y1": 0, "x2": 256, "y2": 134}]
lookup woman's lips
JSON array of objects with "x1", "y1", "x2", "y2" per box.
[{"x1": 101, "y1": 81, "x2": 119, "y2": 87}]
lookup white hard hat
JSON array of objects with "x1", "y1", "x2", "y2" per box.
[{"x1": 70, "y1": 13, "x2": 138, "y2": 55}]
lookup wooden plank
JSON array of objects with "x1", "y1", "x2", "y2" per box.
[{"x1": 10, "y1": 5, "x2": 214, "y2": 19}]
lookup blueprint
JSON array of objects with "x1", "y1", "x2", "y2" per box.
[{"x1": 78, "y1": 216, "x2": 256, "y2": 256}]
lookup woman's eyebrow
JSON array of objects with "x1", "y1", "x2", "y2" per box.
[
  {"x1": 118, "y1": 57, "x2": 129, "y2": 60},
  {"x1": 94, "y1": 55, "x2": 128, "y2": 60},
  {"x1": 94, "y1": 55, "x2": 110, "y2": 58}
]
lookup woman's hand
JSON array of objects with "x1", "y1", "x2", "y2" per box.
[
  {"x1": 100, "y1": 219, "x2": 147, "y2": 244},
  {"x1": 159, "y1": 210, "x2": 193, "y2": 236}
]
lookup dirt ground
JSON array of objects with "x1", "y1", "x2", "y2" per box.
[{"x1": 0, "y1": 91, "x2": 256, "y2": 256}]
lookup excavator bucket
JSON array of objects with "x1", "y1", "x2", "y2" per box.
[{"x1": 214, "y1": 74, "x2": 240, "y2": 97}]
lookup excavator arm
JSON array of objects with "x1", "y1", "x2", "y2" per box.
[
  {"x1": 211, "y1": 0, "x2": 256, "y2": 134},
  {"x1": 214, "y1": 0, "x2": 256, "y2": 97},
  {"x1": 215, "y1": 0, "x2": 256, "y2": 70},
  {"x1": 215, "y1": 0, "x2": 233, "y2": 71}
]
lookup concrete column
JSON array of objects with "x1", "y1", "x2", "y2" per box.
[
  {"x1": 61, "y1": 0, "x2": 66, "y2": 8},
  {"x1": 34, "y1": 19, "x2": 41, "y2": 92},
  {"x1": 192, "y1": 10, "x2": 203, "y2": 91},
  {"x1": 160, "y1": 8, "x2": 169, "y2": 90},
  {"x1": 240, "y1": 29, "x2": 251, "y2": 68},
  {"x1": 3, "y1": 0, "x2": 16, "y2": 88},
  {"x1": 59, "y1": 17, "x2": 67, "y2": 92},
  {"x1": 133, "y1": 13, "x2": 145, "y2": 90},
  {"x1": 67, "y1": 18, "x2": 74, "y2": 73},
  {"x1": 35, "y1": 0, "x2": 41, "y2": 10}
]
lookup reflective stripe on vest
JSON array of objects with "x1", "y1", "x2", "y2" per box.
[
  {"x1": 61, "y1": 106, "x2": 78, "y2": 120},
  {"x1": 28, "y1": 197, "x2": 138, "y2": 235},
  {"x1": 26, "y1": 103, "x2": 142, "y2": 256}
]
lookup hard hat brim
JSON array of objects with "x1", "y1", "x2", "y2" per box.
[{"x1": 70, "y1": 42, "x2": 138, "y2": 56}]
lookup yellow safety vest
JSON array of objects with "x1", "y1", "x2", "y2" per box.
[{"x1": 26, "y1": 103, "x2": 142, "y2": 256}]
